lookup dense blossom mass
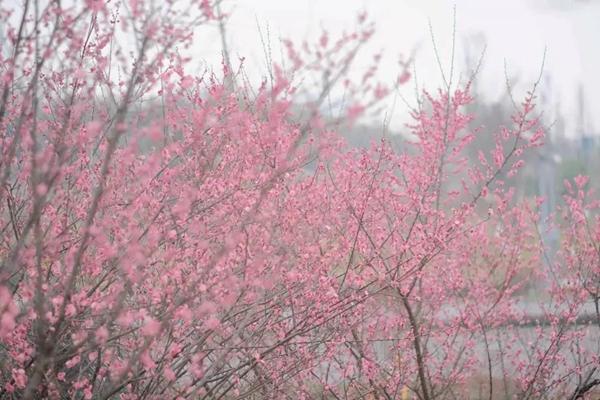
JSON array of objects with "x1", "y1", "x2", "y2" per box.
[{"x1": 0, "y1": 1, "x2": 599, "y2": 399}]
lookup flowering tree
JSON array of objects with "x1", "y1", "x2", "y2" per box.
[{"x1": 0, "y1": 1, "x2": 598, "y2": 399}]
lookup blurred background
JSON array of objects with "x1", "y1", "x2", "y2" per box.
[
  {"x1": 194, "y1": 0, "x2": 599, "y2": 135},
  {"x1": 192, "y1": 0, "x2": 599, "y2": 242}
]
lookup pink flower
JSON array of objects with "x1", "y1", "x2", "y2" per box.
[
  {"x1": 12, "y1": 369, "x2": 27, "y2": 389},
  {"x1": 397, "y1": 71, "x2": 411, "y2": 85},
  {"x1": 204, "y1": 316, "x2": 220, "y2": 330},
  {"x1": 66, "y1": 355, "x2": 80, "y2": 369},
  {"x1": 95, "y1": 326, "x2": 109, "y2": 344},
  {"x1": 163, "y1": 367, "x2": 176, "y2": 382},
  {"x1": 86, "y1": 0, "x2": 105, "y2": 12},
  {"x1": 0, "y1": 312, "x2": 16, "y2": 339},
  {"x1": 117, "y1": 311, "x2": 135, "y2": 327},
  {"x1": 175, "y1": 304, "x2": 193, "y2": 323},
  {"x1": 142, "y1": 317, "x2": 161, "y2": 336},
  {"x1": 319, "y1": 31, "x2": 329, "y2": 48},
  {"x1": 140, "y1": 352, "x2": 156, "y2": 370}
]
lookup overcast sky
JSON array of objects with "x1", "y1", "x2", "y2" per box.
[
  {"x1": 194, "y1": 0, "x2": 600, "y2": 137},
  {"x1": 4, "y1": 1, "x2": 597, "y2": 136}
]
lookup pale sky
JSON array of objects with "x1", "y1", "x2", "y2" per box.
[
  {"x1": 193, "y1": 0, "x2": 600, "y2": 137},
  {"x1": 3, "y1": 0, "x2": 598, "y2": 136}
]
